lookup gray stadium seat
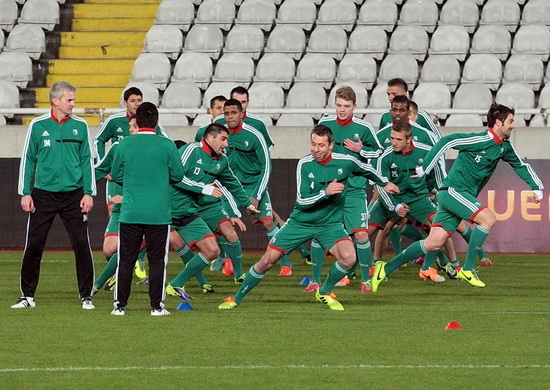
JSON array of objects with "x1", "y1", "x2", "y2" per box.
[
  {"x1": 0, "y1": 0, "x2": 18, "y2": 32},
  {"x1": 479, "y1": 0, "x2": 520, "y2": 33},
  {"x1": 203, "y1": 82, "x2": 235, "y2": 108},
  {"x1": 452, "y1": 83, "x2": 493, "y2": 113},
  {"x1": 503, "y1": 54, "x2": 544, "y2": 91},
  {"x1": 445, "y1": 114, "x2": 484, "y2": 127},
  {"x1": 387, "y1": 25, "x2": 429, "y2": 61},
  {"x1": 247, "y1": 82, "x2": 285, "y2": 119},
  {"x1": 398, "y1": 0, "x2": 438, "y2": 33},
  {"x1": 142, "y1": 25, "x2": 183, "y2": 60},
  {"x1": 130, "y1": 53, "x2": 171, "y2": 90},
  {"x1": 192, "y1": 113, "x2": 214, "y2": 128},
  {"x1": 154, "y1": 0, "x2": 195, "y2": 31},
  {"x1": 18, "y1": 0, "x2": 59, "y2": 31},
  {"x1": 316, "y1": 0, "x2": 357, "y2": 32},
  {"x1": 160, "y1": 81, "x2": 202, "y2": 118},
  {"x1": 438, "y1": 0, "x2": 479, "y2": 33},
  {"x1": 171, "y1": 52, "x2": 212, "y2": 90},
  {"x1": 461, "y1": 53, "x2": 502, "y2": 91},
  {"x1": 0, "y1": 53, "x2": 29, "y2": 87},
  {"x1": 306, "y1": 25, "x2": 347, "y2": 60},
  {"x1": 346, "y1": 25, "x2": 387, "y2": 60},
  {"x1": 276, "y1": 0, "x2": 317, "y2": 31},
  {"x1": 529, "y1": 114, "x2": 548, "y2": 127},
  {"x1": 286, "y1": 82, "x2": 327, "y2": 120},
  {"x1": 428, "y1": 25, "x2": 470, "y2": 61},
  {"x1": 368, "y1": 83, "x2": 390, "y2": 108},
  {"x1": 182, "y1": 24, "x2": 224, "y2": 60},
  {"x1": 223, "y1": 25, "x2": 265, "y2": 60},
  {"x1": 0, "y1": 80, "x2": 20, "y2": 118},
  {"x1": 495, "y1": 82, "x2": 535, "y2": 121},
  {"x1": 253, "y1": 53, "x2": 296, "y2": 89},
  {"x1": 377, "y1": 53, "x2": 419, "y2": 91},
  {"x1": 235, "y1": 0, "x2": 276, "y2": 31},
  {"x1": 264, "y1": 24, "x2": 306, "y2": 60},
  {"x1": 120, "y1": 82, "x2": 160, "y2": 106},
  {"x1": 521, "y1": 0, "x2": 550, "y2": 27},
  {"x1": 212, "y1": 53, "x2": 255, "y2": 87},
  {"x1": 357, "y1": 0, "x2": 398, "y2": 32},
  {"x1": 294, "y1": 53, "x2": 336, "y2": 89},
  {"x1": 511, "y1": 25, "x2": 550, "y2": 62},
  {"x1": 195, "y1": 0, "x2": 236, "y2": 31},
  {"x1": 4, "y1": 24, "x2": 46, "y2": 60},
  {"x1": 420, "y1": 55, "x2": 461, "y2": 92},
  {"x1": 412, "y1": 82, "x2": 451, "y2": 119},
  {"x1": 538, "y1": 84, "x2": 550, "y2": 110},
  {"x1": 335, "y1": 54, "x2": 377, "y2": 90},
  {"x1": 470, "y1": 25, "x2": 511, "y2": 61}
]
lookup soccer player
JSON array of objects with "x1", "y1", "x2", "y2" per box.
[
  {"x1": 305, "y1": 85, "x2": 383, "y2": 293},
  {"x1": 13, "y1": 81, "x2": 96, "y2": 309},
  {"x1": 110, "y1": 103, "x2": 185, "y2": 316},
  {"x1": 372, "y1": 103, "x2": 544, "y2": 292},
  {"x1": 218, "y1": 125, "x2": 399, "y2": 311}
]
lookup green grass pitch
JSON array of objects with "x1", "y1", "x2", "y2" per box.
[{"x1": 1, "y1": 251, "x2": 549, "y2": 389}]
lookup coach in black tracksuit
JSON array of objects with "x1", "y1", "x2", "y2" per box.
[{"x1": 13, "y1": 81, "x2": 96, "y2": 310}]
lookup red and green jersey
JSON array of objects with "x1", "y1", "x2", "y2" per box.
[
  {"x1": 18, "y1": 111, "x2": 96, "y2": 196},
  {"x1": 214, "y1": 111, "x2": 275, "y2": 150},
  {"x1": 379, "y1": 109, "x2": 442, "y2": 139},
  {"x1": 290, "y1": 152, "x2": 389, "y2": 226},
  {"x1": 422, "y1": 129, "x2": 544, "y2": 196}
]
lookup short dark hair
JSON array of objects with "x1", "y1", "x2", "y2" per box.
[
  {"x1": 230, "y1": 86, "x2": 249, "y2": 99},
  {"x1": 311, "y1": 124, "x2": 334, "y2": 145},
  {"x1": 135, "y1": 102, "x2": 158, "y2": 129},
  {"x1": 203, "y1": 123, "x2": 229, "y2": 139},
  {"x1": 391, "y1": 120, "x2": 412, "y2": 138},
  {"x1": 224, "y1": 98, "x2": 243, "y2": 111},
  {"x1": 123, "y1": 87, "x2": 143, "y2": 102},
  {"x1": 387, "y1": 78, "x2": 408, "y2": 92},
  {"x1": 487, "y1": 103, "x2": 515, "y2": 128},
  {"x1": 392, "y1": 95, "x2": 410, "y2": 108},
  {"x1": 210, "y1": 95, "x2": 227, "y2": 108}
]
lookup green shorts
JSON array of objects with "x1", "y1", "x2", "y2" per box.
[
  {"x1": 104, "y1": 211, "x2": 120, "y2": 237},
  {"x1": 268, "y1": 218, "x2": 351, "y2": 254},
  {"x1": 432, "y1": 188, "x2": 486, "y2": 234},
  {"x1": 247, "y1": 189, "x2": 273, "y2": 224},
  {"x1": 405, "y1": 196, "x2": 438, "y2": 225},
  {"x1": 198, "y1": 202, "x2": 231, "y2": 232},
  {"x1": 368, "y1": 198, "x2": 398, "y2": 229},
  {"x1": 343, "y1": 193, "x2": 369, "y2": 234},
  {"x1": 171, "y1": 217, "x2": 215, "y2": 248}
]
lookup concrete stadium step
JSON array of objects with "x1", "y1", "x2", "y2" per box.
[
  {"x1": 46, "y1": 59, "x2": 135, "y2": 74},
  {"x1": 59, "y1": 32, "x2": 146, "y2": 47},
  {"x1": 35, "y1": 87, "x2": 122, "y2": 104},
  {"x1": 46, "y1": 74, "x2": 130, "y2": 88},
  {"x1": 59, "y1": 45, "x2": 142, "y2": 59},
  {"x1": 72, "y1": 18, "x2": 154, "y2": 32},
  {"x1": 73, "y1": 4, "x2": 159, "y2": 19}
]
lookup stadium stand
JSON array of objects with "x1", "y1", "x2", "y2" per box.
[
  {"x1": 253, "y1": 53, "x2": 296, "y2": 89},
  {"x1": 294, "y1": 53, "x2": 336, "y2": 89},
  {"x1": 397, "y1": 0, "x2": 438, "y2": 33},
  {"x1": 195, "y1": 0, "x2": 236, "y2": 31},
  {"x1": 470, "y1": 25, "x2": 512, "y2": 60},
  {"x1": 160, "y1": 80, "x2": 202, "y2": 118},
  {"x1": 521, "y1": 0, "x2": 550, "y2": 27},
  {"x1": 495, "y1": 82, "x2": 535, "y2": 120},
  {"x1": 335, "y1": 53, "x2": 377, "y2": 90},
  {"x1": 275, "y1": 0, "x2": 317, "y2": 31},
  {"x1": 235, "y1": 0, "x2": 277, "y2": 31},
  {"x1": 357, "y1": 0, "x2": 398, "y2": 32},
  {"x1": 420, "y1": 55, "x2": 461, "y2": 92},
  {"x1": 327, "y1": 82, "x2": 369, "y2": 109},
  {"x1": 461, "y1": 53, "x2": 503, "y2": 91},
  {"x1": 428, "y1": 25, "x2": 470, "y2": 61},
  {"x1": 511, "y1": 24, "x2": 550, "y2": 61},
  {"x1": 438, "y1": 0, "x2": 479, "y2": 33},
  {"x1": 223, "y1": 24, "x2": 265, "y2": 60},
  {"x1": 247, "y1": 82, "x2": 285, "y2": 119},
  {"x1": 387, "y1": 25, "x2": 429, "y2": 61},
  {"x1": 264, "y1": 24, "x2": 306, "y2": 60},
  {"x1": 212, "y1": 53, "x2": 255, "y2": 87},
  {"x1": 377, "y1": 53, "x2": 419, "y2": 91},
  {"x1": 502, "y1": 54, "x2": 544, "y2": 91},
  {"x1": 0, "y1": 52, "x2": 33, "y2": 88},
  {"x1": 479, "y1": 0, "x2": 520, "y2": 32},
  {"x1": 18, "y1": 0, "x2": 60, "y2": 31},
  {"x1": 316, "y1": 0, "x2": 357, "y2": 32},
  {"x1": 276, "y1": 113, "x2": 314, "y2": 127},
  {"x1": 346, "y1": 25, "x2": 387, "y2": 60},
  {"x1": 286, "y1": 82, "x2": 327, "y2": 120},
  {"x1": 182, "y1": 24, "x2": 224, "y2": 60},
  {"x1": 0, "y1": 80, "x2": 20, "y2": 118},
  {"x1": 0, "y1": 0, "x2": 18, "y2": 32},
  {"x1": 306, "y1": 25, "x2": 347, "y2": 60},
  {"x1": 171, "y1": 52, "x2": 213, "y2": 90},
  {"x1": 412, "y1": 82, "x2": 452, "y2": 119},
  {"x1": 4, "y1": 24, "x2": 45, "y2": 60},
  {"x1": 154, "y1": 0, "x2": 195, "y2": 31},
  {"x1": 130, "y1": 53, "x2": 171, "y2": 90}
]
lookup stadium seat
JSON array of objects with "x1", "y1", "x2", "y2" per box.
[
  {"x1": 0, "y1": 80, "x2": 19, "y2": 118},
  {"x1": 0, "y1": 33, "x2": 5, "y2": 53},
  {"x1": 286, "y1": 82, "x2": 327, "y2": 120},
  {"x1": 223, "y1": 25, "x2": 265, "y2": 60},
  {"x1": 452, "y1": 84, "x2": 493, "y2": 114},
  {"x1": 276, "y1": 113, "x2": 314, "y2": 127},
  {"x1": 316, "y1": 0, "x2": 357, "y2": 32},
  {"x1": 212, "y1": 53, "x2": 255, "y2": 87},
  {"x1": 142, "y1": 25, "x2": 183, "y2": 60},
  {"x1": 398, "y1": 0, "x2": 438, "y2": 33},
  {"x1": 368, "y1": 83, "x2": 390, "y2": 108},
  {"x1": 461, "y1": 53, "x2": 502, "y2": 91},
  {"x1": 529, "y1": 114, "x2": 548, "y2": 127},
  {"x1": 4, "y1": 24, "x2": 46, "y2": 60},
  {"x1": 158, "y1": 114, "x2": 190, "y2": 127},
  {"x1": 538, "y1": 84, "x2": 550, "y2": 110},
  {"x1": 445, "y1": 114, "x2": 484, "y2": 127},
  {"x1": 0, "y1": 115, "x2": 6, "y2": 125},
  {"x1": 264, "y1": 24, "x2": 306, "y2": 60},
  {"x1": 182, "y1": 24, "x2": 224, "y2": 60},
  {"x1": 171, "y1": 52, "x2": 213, "y2": 90},
  {"x1": 306, "y1": 25, "x2": 347, "y2": 61},
  {"x1": 420, "y1": 55, "x2": 461, "y2": 92},
  {"x1": 327, "y1": 82, "x2": 369, "y2": 109},
  {"x1": 335, "y1": 54, "x2": 377, "y2": 90},
  {"x1": 203, "y1": 82, "x2": 235, "y2": 108},
  {"x1": 357, "y1": 0, "x2": 398, "y2": 32},
  {"x1": 235, "y1": 0, "x2": 276, "y2": 31},
  {"x1": 521, "y1": 0, "x2": 550, "y2": 27},
  {"x1": 154, "y1": 0, "x2": 195, "y2": 31},
  {"x1": 253, "y1": 53, "x2": 295, "y2": 89},
  {"x1": 294, "y1": 54, "x2": 336, "y2": 89},
  {"x1": 496, "y1": 83, "x2": 535, "y2": 120},
  {"x1": 130, "y1": 53, "x2": 171, "y2": 90},
  {"x1": 195, "y1": 0, "x2": 236, "y2": 31},
  {"x1": 276, "y1": 0, "x2": 317, "y2": 31},
  {"x1": 545, "y1": 63, "x2": 550, "y2": 86},
  {"x1": 346, "y1": 25, "x2": 387, "y2": 60},
  {"x1": 18, "y1": 0, "x2": 59, "y2": 31},
  {"x1": 438, "y1": 0, "x2": 479, "y2": 33},
  {"x1": 247, "y1": 82, "x2": 285, "y2": 119},
  {"x1": 387, "y1": 25, "x2": 429, "y2": 61},
  {"x1": 0, "y1": 0, "x2": 18, "y2": 32},
  {"x1": 363, "y1": 113, "x2": 382, "y2": 129},
  {"x1": 412, "y1": 82, "x2": 451, "y2": 119},
  {"x1": 120, "y1": 82, "x2": 160, "y2": 107},
  {"x1": 503, "y1": 54, "x2": 544, "y2": 91},
  {"x1": 479, "y1": 0, "x2": 520, "y2": 32},
  {"x1": 428, "y1": 25, "x2": 470, "y2": 61},
  {"x1": 377, "y1": 53, "x2": 419, "y2": 91},
  {"x1": 511, "y1": 25, "x2": 550, "y2": 61},
  {"x1": 192, "y1": 113, "x2": 214, "y2": 128},
  {"x1": 160, "y1": 81, "x2": 202, "y2": 119},
  {"x1": 469, "y1": 25, "x2": 511, "y2": 61}
]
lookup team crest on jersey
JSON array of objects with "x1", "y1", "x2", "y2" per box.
[
  {"x1": 197, "y1": 158, "x2": 203, "y2": 165},
  {"x1": 418, "y1": 158, "x2": 424, "y2": 165},
  {"x1": 244, "y1": 141, "x2": 249, "y2": 147},
  {"x1": 41, "y1": 131, "x2": 49, "y2": 137},
  {"x1": 354, "y1": 133, "x2": 359, "y2": 140},
  {"x1": 216, "y1": 163, "x2": 220, "y2": 170},
  {"x1": 338, "y1": 168, "x2": 343, "y2": 175},
  {"x1": 73, "y1": 129, "x2": 78, "y2": 136}
]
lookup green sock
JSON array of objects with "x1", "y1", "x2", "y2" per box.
[
  {"x1": 170, "y1": 253, "x2": 209, "y2": 288},
  {"x1": 234, "y1": 265, "x2": 265, "y2": 304},
  {"x1": 268, "y1": 225, "x2": 292, "y2": 268},
  {"x1": 356, "y1": 240, "x2": 372, "y2": 282},
  {"x1": 296, "y1": 243, "x2": 311, "y2": 259},
  {"x1": 320, "y1": 262, "x2": 350, "y2": 295},
  {"x1": 94, "y1": 254, "x2": 118, "y2": 288},
  {"x1": 463, "y1": 226, "x2": 490, "y2": 270},
  {"x1": 436, "y1": 249, "x2": 449, "y2": 267},
  {"x1": 385, "y1": 241, "x2": 427, "y2": 275},
  {"x1": 388, "y1": 225, "x2": 403, "y2": 254},
  {"x1": 400, "y1": 224, "x2": 427, "y2": 241},
  {"x1": 421, "y1": 251, "x2": 439, "y2": 271},
  {"x1": 217, "y1": 236, "x2": 229, "y2": 258},
  {"x1": 176, "y1": 245, "x2": 209, "y2": 287},
  {"x1": 461, "y1": 227, "x2": 488, "y2": 260},
  {"x1": 225, "y1": 239, "x2": 243, "y2": 277},
  {"x1": 310, "y1": 239, "x2": 324, "y2": 284}
]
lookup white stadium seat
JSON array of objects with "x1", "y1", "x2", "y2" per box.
[
  {"x1": 428, "y1": 25, "x2": 470, "y2": 61},
  {"x1": 511, "y1": 25, "x2": 550, "y2": 61},
  {"x1": 294, "y1": 53, "x2": 336, "y2": 89},
  {"x1": 453, "y1": 83, "x2": 493, "y2": 111},
  {"x1": 160, "y1": 81, "x2": 202, "y2": 118},
  {"x1": 357, "y1": 0, "x2": 398, "y2": 32},
  {"x1": 253, "y1": 53, "x2": 296, "y2": 89},
  {"x1": 195, "y1": 0, "x2": 236, "y2": 31},
  {"x1": 377, "y1": 53, "x2": 419, "y2": 91},
  {"x1": 368, "y1": 83, "x2": 390, "y2": 108},
  {"x1": 130, "y1": 53, "x2": 171, "y2": 90},
  {"x1": 182, "y1": 24, "x2": 224, "y2": 60},
  {"x1": 398, "y1": 0, "x2": 438, "y2": 33},
  {"x1": 521, "y1": 0, "x2": 550, "y2": 27},
  {"x1": 0, "y1": 0, "x2": 18, "y2": 32},
  {"x1": 142, "y1": 25, "x2": 183, "y2": 60},
  {"x1": 0, "y1": 52, "x2": 33, "y2": 88},
  {"x1": 461, "y1": 53, "x2": 502, "y2": 91},
  {"x1": 496, "y1": 83, "x2": 535, "y2": 120},
  {"x1": 336, "y1": 54, "x2": 377, "y2": 90},
  {"x1": 276, "y1": 113, "x2": 314, "y2": 127},
  {"x1": 4, "y1": 24, "x2": 46, "y2": 59},
  {"x1": 276, "y1": 0, "x2": 317, "y2": 31},
  {"x1": 235, "y1": 0, "x2": 276, "y2": 31},
  {"x1": 286, "y1": 82, "x2": 327, "y2": 120},
  {"x1": 412, "y1": 82, "x2": 451, "y2": 119},
  {"x1": 529, "y1": 114, "x2": 548, "y2": 127},
  {"x1": 470, "y1": 25, "x2": 511, "y2": 61},
  {"x1": 212, "y1": 53, "x2": 255, "y2": 87},
  {"x1": 264, "y1": 24, "x2": 306, "y2": 60},
  {"x1": 346, "y1": 25, "x2": 387, "y2": 60},
  {"x1": 154, "y1": 0, "x2": 195, "y2": 31},
  {"x1": 387, "y1": 25, "x2": 429, "y2": 61},
  {"x1": 120, "y1": 82, "x2": 160, "y2": 106},
  {"x1": 479, "y1": 0, "x2": 520, "y2": 32},
  {"x1": 316, "y1": 0, "x2": 357, "y2": 32},
  {"x1": 223, "y1": 25, "x2": 265, "y2": 60},
  {"x1": 538, "y1": 84, "x2": 550, "y2": 109},
  {"x1": 0, "y1": 80, "x2": 20, "y2": 118},
  {"x1": 18, "y1": 0, "x2": 59, "y2": 31},
  {"x1": 438, "y1": 0, "x2": 479, "y2": 33},
  {"x1": 420, "y1": 55, "x2": 461, "y2": 92},
  {"x1": 445, "y1": 114, "x2": 484, "y2": 127},
  {"x1": 171, "y1": 52, "x2": 213, "y2": 90},
  {"x1": 192, "y1": 113, "x2": 214, "y2": 128},
  {"x1": 158, "y1": 114, "x2": 189, "y2": 127},
  {"x1": 247, "y1": 82, "x2": 285, "y2": 119},
  {"x1": 503, "y1": 54, "x2": 544, "y2": 91},
  {"x1": 203, "y1": 82, "x2": 235, "y2": 108},
  {"x1": 306, "y1": 25, "x2": 347, "y2": 60}
]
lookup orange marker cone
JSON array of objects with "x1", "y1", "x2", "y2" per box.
[{"x1": 445, "y1": 321, "x2": 462, "y2": 330}]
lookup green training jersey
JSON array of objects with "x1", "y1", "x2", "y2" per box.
[
  {"x1": 111, "y1": 129, "x2": 184, "y2": 225},
  {"x1": 318, "y1": 115, "x2": 383, "y2": 194},
  {"x1": 422, "y1": 129, "x2": 544, "y2": 196},
  {"x1": 18, "y1": 111, "x2": 96, "y2": 196},
  {"x1": 379, "y1": 109, "x2": 442, "y2": 139},
  {"x1": 290, "y1": 152, "x2": 389, "y2": 226},
  {"x1": 94, "y1": 141, "x2": 123, "y2": 213},
  {"x1": 214, "y1": 112, "x2": 275, "y2": 150}
]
